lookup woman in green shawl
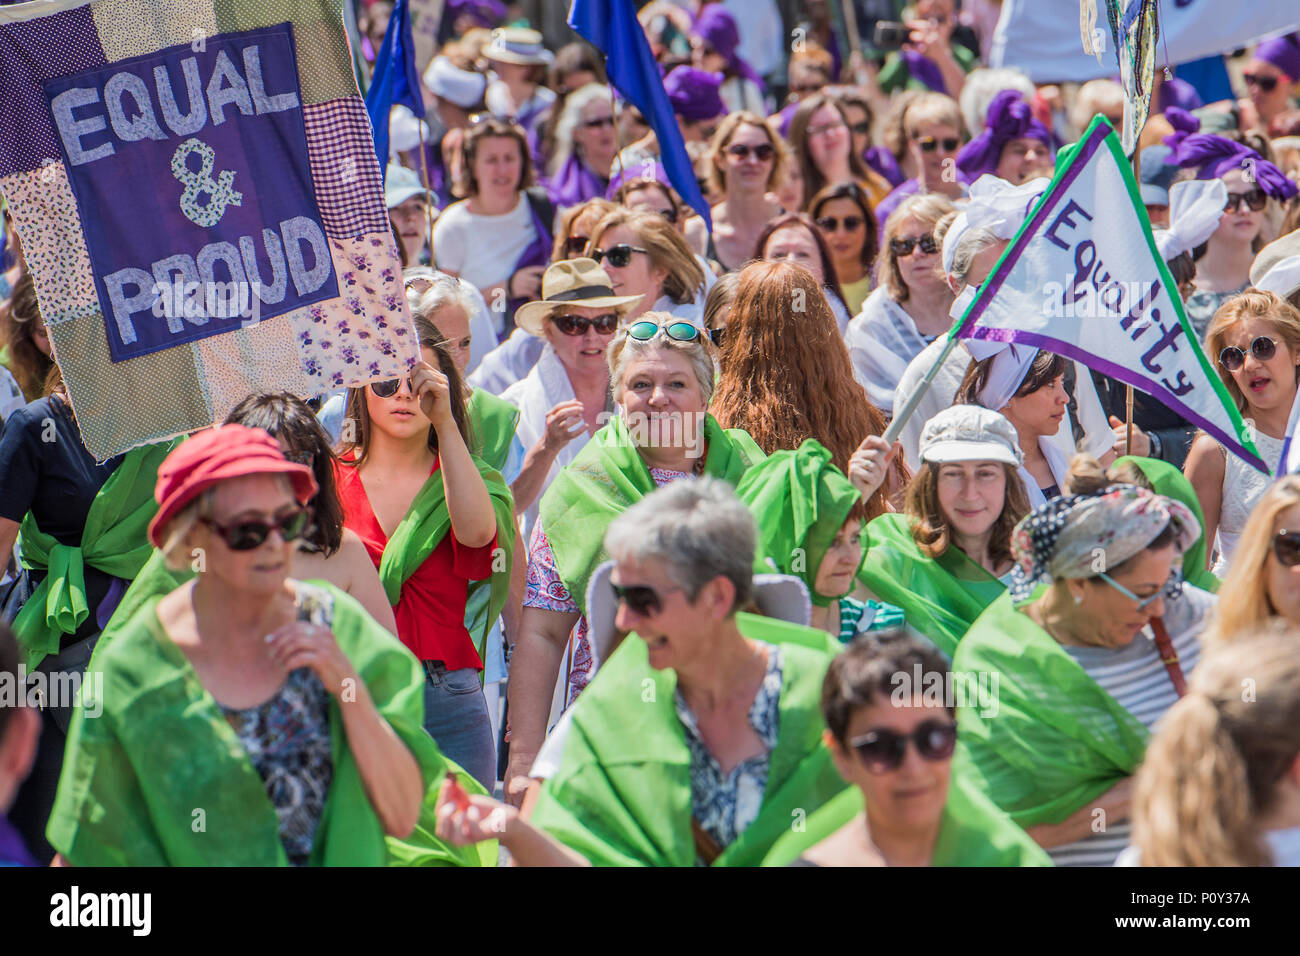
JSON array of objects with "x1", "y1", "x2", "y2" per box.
[
  {"x1": 504, "y1": 314, "x2": 765, "y2": 805},
  {"x1": 433, "y1": 479, "x2": 847, "y2": 865},
  {"x1": 854, "y1": 405, "x2": 1031, "y2": 657},
  {"x1": 953, "y1": 459, "x2": 1217, "y2": 866},
  {"x1": 736, "y1": 438, "x2": 903, "y2": 641},
  {"x1": 765, "y1": 631, "x2": 1050, "y2": 866},
  {"x1": 47, "y1": 425, "x2": 489, "y2": 866}
]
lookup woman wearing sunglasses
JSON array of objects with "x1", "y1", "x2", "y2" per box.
[
  {"x1": 955, "y1": 89, "x2": 1054, "y2": 187},
  {"x1": 504, "y1": 315, "x2": 765, "y2": 808},
  {"x1": 334, "y1": 318, "x2": 516, "y2": 791},
  {"x1": 608, "y1": 163, "x2": 714, "y2": 264},
  {"x1": 787, "y1": 94, "x2": 892, "y2": 212},
  {"x1": 705, "y1": 113, "x2": 787, "y2": 273},
  {"x1": 46, "y1": 425, "x2": 493, "y2": 866},
  {"x1": 872, "y1": 92, "x2": 968, "y2": 228},
  {"x1": 809, "y1": 181, "x2": 879, "y2": 316},
  {"x1": 1206, "y1": 476, "x2": 1300, "y2": 641},
  {"x1": 544, "y1": 83, "x2": 617, "y2": 211},
  {"x1": 954, "y1": 462, "x2": 1216, "y2": 866},
  {"x1": 766, "y1": 632, "x2": 1049, "y2": 867},
  {"x1": 587, "y1": 208, "x2": 708, "y2": 323},
  {"x1": 1186, "y1": 292, "x2": 1300, "y2": 576},
  {"x1": 1237, "y1": 33, "x2": 1300, "y2": 135},
  {"x1": 439, "y1": 479, "x2": 847, "y2": 866}
]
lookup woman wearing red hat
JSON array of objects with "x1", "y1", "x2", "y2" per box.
[{"x1": 45, "y1": 425, "x2": 493, "y2": 866}]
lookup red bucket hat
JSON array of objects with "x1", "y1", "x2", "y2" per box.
[{"x1": 148, "y1": 424, "x2": 319, "y2": 548}]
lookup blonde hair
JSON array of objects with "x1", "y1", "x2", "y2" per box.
[
  {"x1": 1204, "y1": 291, "x2": 1300, "y2": 412},
  {"x1": 901, "y1": 92, "x2": 963, "y2": 138},
  {"x1": 1133, "y1": 629, "x2": 1300, "y2": 866},
  {"x1": 608, "y1": 310, "x2": 717, "y2": 405},
  {"x1": 1207, "y1": 476, "x2": 1300, "y2": 641},
  {"x1": 706, "y1": 112, "x2": 789, "y2": 195},
  {"x1": 588, "y1": 208, "x2": 705, "y2": 304},
  {"x1": 880, "y1": 192, "x2": 957, "y2": 302}
]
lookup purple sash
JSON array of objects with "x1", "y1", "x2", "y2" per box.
[
  {"x1": 546, "y1": 153, "x2": 608, "y2": 209},
  {"x1": 504, "y1": 194, "x2": 553, "y2": 340}
]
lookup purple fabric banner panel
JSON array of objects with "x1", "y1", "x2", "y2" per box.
[{"x1": 42, "y1": 22, "x2": 337, "y2": 362}]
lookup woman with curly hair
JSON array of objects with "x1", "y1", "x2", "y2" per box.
[{"x1": 711, "y1": 261, "x2": 904, "y2": 520}]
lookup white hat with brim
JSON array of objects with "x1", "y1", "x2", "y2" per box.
[
  {"x1": 919, "y1": 404, "x2": 1024, "y2": 467},
  {"x1": 514, "y1": 258, "x2": 644, "y2": 337},
  {"x1": 484, "y1": 27, "x2": 554, "y2": 66}
]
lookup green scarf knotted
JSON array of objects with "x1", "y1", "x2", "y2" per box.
[
  {"x1": 376, "y1": 456, "x2": 516, "y2": 656},
  {"x1": 540, "y1": 413, "x2": 765, "y2": 617},
  {"x1": 466, "y1": 387, "x2": 519, "y2": 474},
  {"x1": 1113, "y1": 455, "x2": 1218, "y2": 593},
  {"x1": 735, "y1": 439, "x2": 862, "y2": 607},
  {"x1": 12, "y1": 441, "x2": 171, "y2": 670}
]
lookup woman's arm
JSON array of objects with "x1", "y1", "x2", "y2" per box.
[
  {"x1": 509, "y1": 399, "x2": 584, "y2": 515},
  {"x1": 1183, "y1": 433, "x2": 1226, "y2": 571},
  {"x1": 337, "y1": 529, "x2": 398, "y2": 635},
  {"x1": 503, "y1": 606, "x2": 580, "y2": 806},
  {"x1": 1024, "y1": 778, "x2": 1133, "y2": 850},
  {"x1": 436, "y1": 791, "x2": 587, "y2": 866},
  {"x1": 500, "y1": 532, "x2": 527, "y2": 647},
  {"x1": 0, "y1": 516, "x2": 19, "y2": 573}
]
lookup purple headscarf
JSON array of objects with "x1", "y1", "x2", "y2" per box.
[
  {"x1": 444, "y1": 0, "x2": 506, "y2": 30},
  {"x1": 664, "y1": 66, "x2": 727, "y2": 122},
  {"x1": 1161, "y1": 106, "x2": 1200, "y2": 153},
  {"x1": 1173, "y1": 133, "x2": 1298, "y2": 199},
  {"x1": 1256, "y1": 32, "x2": 1300, "y2": 81},
  {"x1": 900, "y1": 49, "x2": 948, "y2": 95},
  {"x1": 605, "y1": 161, "x2": 671, "y2": 201},
  {"x1": 692, "y1": 5, "x2": 765, "y2": 91},
  {"x1": 1156, "y1": 77, "x2": 1204, "y2": 113},
  {"x1": 956, "y1": 89, "x2": 1053, "y2": 179},
  {"x1": 546, "y1": 152, "x2": 609, "y2": 209}
]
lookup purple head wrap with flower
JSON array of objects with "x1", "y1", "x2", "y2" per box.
[
  {"x1": 692, "y1": 4, "x2": 765, "y2": 91},
  {"x1": 956, "y1": 90, "x2": 1053, "y2": 179},
  {"x1": 1161, "y1": 106, "x2": 1200, "y2": 153},
  {"x1": 1173, "y1": 133, "x2": 1298, "y2": 199}
]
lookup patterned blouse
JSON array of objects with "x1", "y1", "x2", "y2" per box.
[
  {"x1": 221, "y1": 667, "x2": 334, "y2": 867},
  {"x1": 675, "y1": 642, "x2": 783, "y2": 861}
]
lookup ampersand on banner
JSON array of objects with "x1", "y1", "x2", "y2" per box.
[{"x1": 172, "y1": 138, "x2": 243, "y2": 227}]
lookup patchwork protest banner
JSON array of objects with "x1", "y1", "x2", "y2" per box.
[
  {"x1": 0, "y1": 0, "x2": 417, "y2": 460},
  {"x1": 950, "y1": 116, "x2": 1267, "y2": 474}
]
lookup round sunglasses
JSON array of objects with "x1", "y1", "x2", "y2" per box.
[
  {"x1": 1219, "y1": 336, "x2": 1277, "y2": 371},
  {"x1": 1273, "y1": 530, "x2": 1300, "y2": 567},
  {"x1": 592, "y1": 244, "x2": 649, "y2": 269},
  {"x1": 815, "y1": 214, "x2": 865, "y2": 233},
  {"x1": 890, "y1": 234, "x2": 939, "y2": 257},
  {"x1": 1224, "y1": 188, "x2": 1267, "y2": 213},
  {"x1": 626, "y1": 319, "x2": 702, "y2": 343},
  {"x1": 551, "y1": 312, "x2": 619, "y2": 336},
  {"x1": 849, "y1": 720, "x2": 957, "y2": 774},
  {"x1": 914, "y1": 134, "x2": 961, "y2": 153},
  {"x1": 201, "y1": 507, "x2": 310, "y2": 552}
]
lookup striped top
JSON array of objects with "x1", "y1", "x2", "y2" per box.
[{"x1": 1047, "y1": 584, "x2": 1215, "y2": 867}]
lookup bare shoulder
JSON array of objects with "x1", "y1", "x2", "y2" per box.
[{"x1": 1184, "y1": 432, "x2": 1227, "y2": 479}]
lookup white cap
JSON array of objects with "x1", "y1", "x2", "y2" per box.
[
  {"x1": 423, "y1": 55, "x2": 487, "y2": 108},
  {"x1": 919, "y1": 404, "x2": 1024, "y2": 466}
]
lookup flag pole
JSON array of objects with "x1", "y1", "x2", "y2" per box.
[
  {"x1": 416, "y1": 119, "x2": 435, "y2": 264},
  {"x1": 882, "y1": 335, "x2": 959, "y2": 444},
  {"x1": 609, "y1": 83, "x2": 627, "y2": 192},
  {"x1": 1126, "y1": 133, "x2": 1144, "y2": 454}
]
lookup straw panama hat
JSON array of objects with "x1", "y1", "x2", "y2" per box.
[
  {"x1": 484, "y1": 27, "x2": 554, "y2": 66},
  {"x1": 513, "y1": 258, "x2": 645, "y2": 337}
]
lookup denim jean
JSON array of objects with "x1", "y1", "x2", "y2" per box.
[{"x1": 421, "y1": 662, "x2": 497, "y2": 791}]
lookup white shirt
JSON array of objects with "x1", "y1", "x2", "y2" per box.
[
  {"x1": 432, "y1": 195, "x2": 538, "y2": 333},
  {"x1": 468, "y1": 327, "x2": 544, "y2": 395},
  {"x1": 723, "y1": 0, "x2": 785, "y2": 78}
]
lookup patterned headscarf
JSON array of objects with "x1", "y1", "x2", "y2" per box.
[{"x1": 1007, "y1": 484, "x2": 1200, "y2": 603}]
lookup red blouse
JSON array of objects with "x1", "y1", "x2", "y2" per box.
[{"x1": 334, "y1": 458, "x2": 497, "y2": 671}]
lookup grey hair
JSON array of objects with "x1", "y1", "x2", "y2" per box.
[
  {"x1": 406, "y1": 269, "x2": 478, "y2": 324},
  {"x1": 947, "y1": 225, "x2": 1000, "y2": 288},
  {"x1": 608, "y1": 310, "x2": 717, "y2": 405},
  {"x1": 603, "y1": 477, "x2": 756, "y2": 612},
  {"x1": 549, "y1": 82, "x2": 611, "y2": 177}
]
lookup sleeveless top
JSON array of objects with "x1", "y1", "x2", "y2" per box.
[{"x1": 1213, "y1": 429, "x2": 1284, "y2": 576}]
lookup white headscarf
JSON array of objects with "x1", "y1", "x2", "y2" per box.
[
  {"x1": 941, "y1": 174, "x2": 1051, "y2": 275},
  {"x1": 1154, "y1": 179, "x2": 1227, "y2": 261}
]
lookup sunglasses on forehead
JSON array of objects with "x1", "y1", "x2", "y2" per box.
[
  {"x1": 1219, "y1": 335, "x2": 1277, "y2": 370},
  {"x1": 626, "y1": 319, "x2": 703, "y2": 342},
  {"x1": 201, "y1": 507, "x2": 310, "y2": 552},
  {"x1": 849, "y1": 720, "x2": 957, "y2": 774}
]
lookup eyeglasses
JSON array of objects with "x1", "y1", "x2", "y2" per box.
[
  {"x1": 611, "y1": 581, "x2": 682, "y2": 616},
  {"x1": 914, "y1": 134, "x2": 961, "y2": 153},
  {"x1": 726, "y1": 143, "x2": 775, "y2": 162},
  {"x1": 626, "y1": 319, "x2": 703, "y2": 343},
  {"x1": 1273, "y1": 529, "x2": 1300, "y2": 567},
  {"x1": 889, "y1": 234, "x2": 939, "y2": 257},
  {"x1": 200, "y1": 507, "x2": 310, "y2": 552},
  {"x1": 1219, "y1": 335, "x2": 1277, "y2": 370},
  {"x1": 551, "y1": 312, "x2": 619, "y2": 336},
  {"x1": 1096, "y1": 572, "x2": 1165, "y2": 611},
  {"x1": 582, "y1": 115, "x2": 616, "y2": 130},
  {"x1": 1243, "y1": 72, "x2": 1279, "y2": 93},
  {"x1": 370, "y1": 376, "x2": 413, "y2": 398},
  {"x1": 815, "y1": 215, "x2": 865, "y2": 232},
  {"x1": 564, "y1": 234, "x2": 591, "y2": 257},
  {"x1": 591, "y1": 244, "x2": 649, "y2": 268},
  {"x1": 1223, "y1": 188, "x2": 1267, "y2": 213},
  {"x1": 849, "y1": 720, "x2": 957, "y2": 774}
]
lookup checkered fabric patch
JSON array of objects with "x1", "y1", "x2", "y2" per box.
[{"x1": 304, "y1": 98, "x2": 390, "y2": 240}]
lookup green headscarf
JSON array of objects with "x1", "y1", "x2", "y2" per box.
[
  {"x1": 735, "y1": 439, "x2": 862, "y2": 607},
  {"x1": 1113, "y1": 455, "x2": 1219, "y2": 593},
  {"x1": 540, "y1": 413, "x2": 765, "y2": 616},
  {"x1": 466, "y1": 387, "x2": 519, "y2": 474}
]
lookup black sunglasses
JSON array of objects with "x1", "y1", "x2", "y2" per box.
[
  {"x1": 1274, "y1": 530, "x2": 1300, "y2": 567},
  {"x1": 849, "y1": 720, "x2": 957, "y2": 774},
  {"x1": 1219, "y1": 335, "x2": 1277, "y2": 370},
  {"x1": 582, "y1": 115, "x2": 616, "y2": 130},
  {"x1": 552, "y1": 312, "x2": 619, "y2": 335},
  {"x1": 592, "y1": 244, "x2": 648, "y2": 268},
  {"x1": 914, "y1": 134, "x2": 961, "y2": 153},
  {"x1": 726, "y1": 143, "x2": 775, "y2": 162},
  {"x1": 849, "y1": 121, "x2": 871, "y2": 135},
  {"x1": 815, "y1": 214, "x2": 864, "y2": 232},
  {"x1": 1224, "y1": 188, "x2": 1267, "y2": 213},
  {"x1": 611, "y1": 581, "x2": 681, "y2": 616},
  {"x1": 370, "y1": 376, "x2": 413, "y2": 398},
  {"x1": 708, "y1": 326, "x2": 726, "y2": 347},
  {"x1": 890, "y1": 234, "x2": 939, "y2": 257},
  {"x1": 1244, "y1": 72, "x2": 1279, "y2": 93},
  {"x1": 201, "y1": 507, "x2": 310, "y2": 552}
]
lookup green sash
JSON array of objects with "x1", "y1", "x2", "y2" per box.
[
  {"x1": 858, "y1": 513, "x2": 1005, "y2": 658},
  {"x1": 1113, "y1": 455, "x2": 1219, "y2": 593},
  {"x1": 735, "y1": 439, "x2": 862, "y2": 608},
  {"x1": 467, "y1": 387, "x2": 520, "y2": 473},
  {"x1": 528, "y1": 612, "x2": 848, "y2": 866},
  {"x1": 376, "y1": 456, "x2": 516, "y2": 656},
  {"x1": 950, "y1": 589, "x2": 1149, "y2": 827},
  {"x1": 763, "y1": 766, "x2": 1052, "y2": 866},
  {"x1": 47, "y1": 581, "x2": 495, "y2": 867},
  {"x1": 540, "y1": 414, "x2": 765, "y2": 616},
  {"x1": 13, "y1": 441, "x2": 171, "y2": 671}
]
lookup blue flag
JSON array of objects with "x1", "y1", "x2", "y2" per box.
[
  {"x1": 365, "y1": 0, "x2": 425, "y2": 184},
  {"x1": 568, "y1": 0, "x2": 712, "y2": 230}
]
